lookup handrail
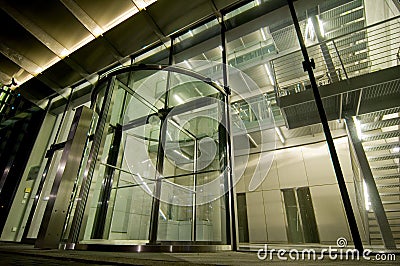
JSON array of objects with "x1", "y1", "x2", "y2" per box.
[{"x1": 271, "y1": 15, "x2": 400, "y2": 62}]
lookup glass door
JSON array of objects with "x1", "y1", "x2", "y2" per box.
[{"x1": 72, "y1": 66, "x2": 232, "y2": 247}]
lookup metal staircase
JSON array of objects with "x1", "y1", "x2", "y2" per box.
[{"x1": 357, "y1": 108, "x2": 400, "y2": 246}]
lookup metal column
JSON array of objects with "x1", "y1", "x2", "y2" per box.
[
  {"x1": 148, "y1": 38, "x2": 175, "y2": 244},
  {"x1": 35, "y1": 106, "x2": 93, "y2": 249},
  {"x1": 345, "y1": 117, "x2": 396, "y2": 249},
  {"x1": 287, "y1": 0, "x2": 363, "y2": 251},
  {"x1": 220, "y1": 16, "x2": 237, "y2": 251}
]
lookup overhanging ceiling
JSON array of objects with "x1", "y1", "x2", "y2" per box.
[{"x1": 0, "y1": 0, "x2": 247, "y2": 104}]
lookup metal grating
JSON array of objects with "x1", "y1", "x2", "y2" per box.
[
  {"x1": 358, "y1": 107, "x2": 400, "y2": 124},
  {"x1": 368, "y1": 152, "x2": 400, "y2": 162},
  {"x1": 372, "y1": 165, "x2": 400, "y2": 171},
  {"x1": 362, "y1": 79, "x2": 400, "y2": 101},
  {"x1": 363, "y1": 129, "x2": 400, "y2": 142},
  {"x1": 319, "y1": 0, "x2": 363, "y2": 20},
  {"x1": 323, "y1": 9, "x2": 364, "y2": 32},
  {"x1": 362, "y1": 117, "x2": 400, "y2": 132},
  {"x1": 377, "y1": 183, "x2": 400, "y2": 188},
  {"x1": 364, "y1": 142, "x2": 400, "y2": 152},
  {"x1": 335, "y1": 31, "x2": 366, "y2": 48}
]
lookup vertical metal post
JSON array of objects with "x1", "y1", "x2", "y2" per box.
[
  {"x1": 148, "y1": 37, "x2": 174, "y2": 244},
  {"x1": 287, "y1": 0, "x2": 363, "y2": 251},
  {"x1": 220, "y1": 16, "x2": 237, "y2": 251},
  {"x1": 91, "y1": 124, "x2": 122, "y2": 239},
  {"x1": 191, "y1": 139, "x2": 198, "y2": 241},
  {"x1": 67, "y1": 78, "x2": 115, "y2": 245},
  {"x1": 345, "y1": 117, "x2": 396, "y2": 249},
  {"x1": 332, "y1": 40, "x2": 349, "y2": 80},
  {"x1": 35, "y1": 106, "x2": 93, "y2": 249}
]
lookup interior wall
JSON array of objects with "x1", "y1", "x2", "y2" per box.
[{"x1": 235, "y1": 136, "x2": 367, "y2": 245}]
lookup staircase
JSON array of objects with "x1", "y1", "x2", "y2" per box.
[{"x1": 357, "y1": 108, "x2": 400, "y2": 246}]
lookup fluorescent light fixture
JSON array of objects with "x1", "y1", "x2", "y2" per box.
[
  {"x1": 393, "y1": 147, "x2": 400, "y2": 153},
  {"x1": 173, "y1": 149, "x2": 190, "y2": 160},
  {"x1": 189, "y1": 30, "x2": 194, "y2": 37},
  {"x1": 305, "y1": 18, "x2": 315, "y2": 40},
  {"x1": 174, "y1": 94, "x2": 184, "y2": 104},
  {"x1": 93, "y1": 26, "x2": 104, "y2": 38},
  {"x1": 183, "y1": 59, "x2": 192, "y2": 69},
  {"x1": 363, "y1": 180, "x2": 371, "y2": 211},
  {"x1": 104, "y1": 7, "x2": 139, "y2": 32},
  {"x1": 353, "y1": 117, "x2": 363, "y2": 141},
  {"x1": 33, "y1": 66, "x2": 43, "y2": 75},
  {"x1": 317, "y1": 16, "x2": 325, "y2": 37},
  {"x1": 275, "y1": 126, "x2": 285, "y2": 144},
  {"x1": 260, "y1": 28, "x2": 267, "y2": 41},
  {"x1": 255, "y1": 0, "x2": 261, "y2": 6},
  {"x1": 218, "y1": 45, "x2": 223, "y2": 52},
  {"x1": 247, "y1": 133, "x2": 258, "y2": 147},
  {"x1": 159, "y1": 209, "x2": 167, "y2": 220},
  {"x1": 264, "y1": 64, "x2": 275, "y2": 85},
  {"x1": 60, "y1": 48, "x2": 70, "y2": 58}
]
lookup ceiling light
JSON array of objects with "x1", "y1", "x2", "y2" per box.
[
  {"x1": 247, "y1": 133, "x2": 258, "y2": 147},
  {"x1": 305, "y1": 18, "x2": 315, "y2": 40},
  {"x1": 184, "y1": 60, "x2": 192, "y2": 69},
  {"x1": 59, "y1": 48, "x2": 70, "y2": 58},
  {"x1": 93, "y1": 26, "x2": 104, "y2": 38},
  {"x1": 260, "y1": 28, "x2": 267, "y2": 41},
  {"x1": 353, "y1": 117, "x2": 363, "y2": 141},
  {"x1": 317, "y1": 16, "x2": 325, "y2": 37},
  {"x1": 264, "y1": 64, "x2": 275, "y2": 85},
  {"x1": 174, "y1": 94, "x2": 184, "y2": 104},
  {"x1": 218, "y1": 45, "x2": 223, "y2": 52},
  {"x1": 363, "y1": 180, "x2": 371, "y2": 211},
  {"x1": 275, "y1": 126, "x2": 285, "y2": 144}
]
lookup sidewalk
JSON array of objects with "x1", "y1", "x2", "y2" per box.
[{"x1": 0, "y1": 242, "x2": 398, "y2": 265}]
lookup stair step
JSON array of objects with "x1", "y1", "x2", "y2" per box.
[
  {"x1": 387, "y1": 215, "x2": 400, "y2": 220},
  {"x1": 380, "y1": 192, "x2": 400, "y2": 197},
  {"x1": 369, "y1": 222, "x2": 400, "y2": 227},
  {"x1": 364, "y1": 142, "x2": 399, "y2": 152},
  {"x1": 382, "y1": 200, "x2": 400, "y2": 205},
  {"x1": 369, "y1": 214, "x2": 400, "y2": 220},
  {"x1": 368, "y1": 152, "x2": 400, "y2": 162},
  {"x1": 375, "y1": 173, "x2": 400, "y2": 180},
  {"x1": 362, "y1": 130, "x2": 400, "y2": 142},
  {"x1": 372, "y1": 165, "x2": 400, "y2": 171},
  {"x1": 382, "y1": 209, "x2": 400, "y2": 213},
  {"x1": 361, "y1": 117, "x2": 400, "y2": 132},
  {"x1": 370, "y1": 228, "x2": 400, "y2": 233},
  {"x1": 377, "y1": 183, "x2": 400, "y2": 188}
]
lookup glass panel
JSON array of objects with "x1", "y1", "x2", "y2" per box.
[
  {"x1": 297, "y1": 187, "x2": 319, "y2": 243},
  {"x1": 282, "y1": 189, "x2": 304, "y2": 243},
  {"x1": 236, "y1": 193, "x2": 249, "y2": 243}
]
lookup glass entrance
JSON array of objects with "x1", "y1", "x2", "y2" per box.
[{"x1": 68, "y1": 65, "x2": 232, "y2": 248}]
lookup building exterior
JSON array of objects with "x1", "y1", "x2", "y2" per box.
[{"x1": 0, "y1": 0, "x2": 399, "y2": 252}]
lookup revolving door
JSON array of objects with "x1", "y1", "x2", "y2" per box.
[{"x1": 67, "y1": 65, "x2": 235, "y2": 250}]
